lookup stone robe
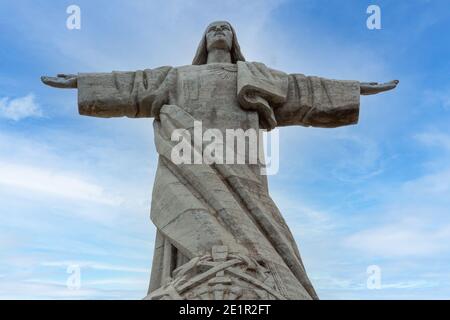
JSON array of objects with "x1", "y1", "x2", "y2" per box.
[{"x1": 77, "y1": 61, "x2": 360, "y2": 300}]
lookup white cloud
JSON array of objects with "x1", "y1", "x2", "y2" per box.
[
  {"x1": 41, "y1": 260, "x2": 147, "y2": 273},
  {"x1": 273, "y1": 192, "x2": 336, "y2": 239},
  {"x1": 311, "y1": 274, "x2": 364, "y2": 291},
  {"x1": 342, "y1": 129, "x2": 450, "y2": 258},
  {"x1": 381, "y1": 280, "x2": 438, "y2": 290},
  {"x1": 402, "y1": 168, "x2": 450, "y2": 198},
  {"x1": 415, "y1": 132, "x2": 450, "y2": 151},
  {"x1": 81, "y1": 277, "x2": 147, "y2": 286},
  {"x1": 344, "y1": 222, "x2": 450, "y2": 257},
  {"x1": 343, "y1": 167, "x2": 450, "y2": 258},
  {"x1": 0, "y1": 281, "x2": 132, "y2": 299},
  {"x1": 0, "y1": 94, "x2": 42, "y2": 121},
  {"x1": 0, "y1": 162, "x2": 122, "y2": 206},
  {"x1": 314, "y1": 277, "x2": 439, "y2": 293},
  {"x1": 16, "y1": 0, "x2": 287, "y2": 71}
]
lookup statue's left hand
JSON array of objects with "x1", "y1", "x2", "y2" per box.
[{"x1": 360, "y1": 80, "x2": 399, "y2": 95}]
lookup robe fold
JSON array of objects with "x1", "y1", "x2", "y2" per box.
[{"x1": 76, "y1": 62, "x2": 360, "y2": 300}]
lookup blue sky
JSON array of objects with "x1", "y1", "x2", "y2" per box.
[{"x1": 0, "y1": 0, "x2": 449, "y2": 299}]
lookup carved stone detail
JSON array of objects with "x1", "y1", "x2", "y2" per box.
[{"x1": 145, "y1": 246, "x2": 286, "y2": 300}]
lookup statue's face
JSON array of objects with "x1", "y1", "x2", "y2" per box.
[{"x1": 205, "y1": 21, "x2": 233, "y2": 52}]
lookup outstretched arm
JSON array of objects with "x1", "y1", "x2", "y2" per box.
[
  {"x1": 360, "y1": 80, "x2": 399, "y2": 95},
  {"x1": 41, "y1": 67, "x2": 173, "y2": 118},
  {"x1": 235, "y1": 62, "x2": 399, "y2": 129},
  {"x1": 274, "y1": 74, "x2": 399, "y2": 128}
]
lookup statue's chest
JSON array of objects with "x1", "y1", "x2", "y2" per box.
[{"x1": 174, "y1": 64, "x2": 258, "y2": 130}]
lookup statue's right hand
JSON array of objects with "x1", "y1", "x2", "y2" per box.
[{"x1": 41, "y1": 74, "x2": 78, "y2": 88}]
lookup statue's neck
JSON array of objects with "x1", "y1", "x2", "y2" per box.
[{"x1": 207, "y1": 49, "x2": 232, "y2": 64}]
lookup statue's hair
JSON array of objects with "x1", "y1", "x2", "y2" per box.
[{"x1": 192, "y1": 21, "x2": 245, "y2": 65}]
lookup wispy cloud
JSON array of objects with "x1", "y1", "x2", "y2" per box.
[
  {"x1": 0, "y1": 94, "x2": 42, "y2": 121},
  {"x1": 343, "y1": 130, "x2": 450, "y2": 258},
  {"x1": 381, "y1": 280, "x2": 439, "y2": 290},
  {"x1": 0, "y1": 162, "x2": 123, "y2": 206},
  {"x1": 344, "y1": 222, "x2": 450, "y2": 257},
  {"x1": 0, "y1": 280, "x2": 135, "y2": 299},
  {"x1": 415, "y1": 132, "x2": 450, "y2": 151},
  {"x1": 41, "y1": 261, "x2": 148, "y2": 273}
]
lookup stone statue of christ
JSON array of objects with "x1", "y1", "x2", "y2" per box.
[{"x1": 42, "y1": 21, "x2": 398, "y2": 300}]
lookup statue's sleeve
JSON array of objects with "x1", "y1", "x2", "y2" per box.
[
  {"x1": 274, "y1": 74, "x2": 360, "y2": 128},
  {"x1": 77, "y1": 66, "x2": 173, "y2": 118}
]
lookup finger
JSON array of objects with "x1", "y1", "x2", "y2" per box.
[
  {"x1": 383, "y1": 80, "x2": 398, "y2": 87},
  {"x1": 40, "y1": 76, "x2": 48, "y2": 83},
  {"x1": 41, "y1": 76, "x2": 56, "y2": 84},
  {"x1": 387, "y1": 80, "x2": 400, "y2": 87}
]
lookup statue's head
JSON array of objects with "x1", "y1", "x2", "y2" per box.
[
  {"x1": 192, "y1": 21, "x2": 245, "y2": 65},
  {"x1": 205, "y1": 21, "x2": 233, "y2": 52}
]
